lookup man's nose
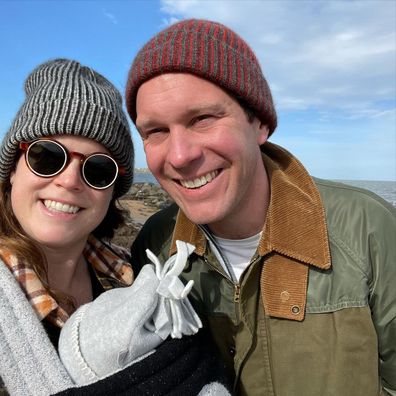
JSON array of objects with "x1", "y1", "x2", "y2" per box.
[{"x1": 166, "y1": 127, "x2": 202, "y2": 169}]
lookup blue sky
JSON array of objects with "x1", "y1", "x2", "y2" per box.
[{"x1": 1, "y1": 0, "x2": 395, "y2": 180}]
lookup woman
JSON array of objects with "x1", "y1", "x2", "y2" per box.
[
  {"x1": 0, "y1": 58, "x2": 134, "y2": 394},
  {"x1": 0, "y1": 59, "x2": 231, "y2": 396}
]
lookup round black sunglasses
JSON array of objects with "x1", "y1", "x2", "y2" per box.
[{"x1": 19, "y1": 139, "x2": 125, "y2": 190}]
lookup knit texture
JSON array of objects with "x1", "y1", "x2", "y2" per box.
[
  {"x1": 56, "y1": 330, "x2": 231, "y2": 396},
  {"x1": 0, "y1": 58, "x2": 134, "y2": 197},
  {"x1": 58, "y1": 241, "x2": 203, "y2": 385},
  {"x1": 57, "y1": 241, "x2": 231, "y2": 395},
  {"x1": 0, "y1": 260, "x2": 74, "y2": 396},
  {"x1": 126, "y1": 18, "x2": 277, "y2": 135}
]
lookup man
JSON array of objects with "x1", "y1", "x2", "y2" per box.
[{"x1": 126, "y1": 19, "x2": 396, "y2": 396}]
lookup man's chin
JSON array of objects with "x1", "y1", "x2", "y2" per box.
[{"x1": 178, "y1": 205, "x2": 221, "y2": 227}]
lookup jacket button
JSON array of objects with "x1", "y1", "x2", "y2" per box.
[
  {"x1": 291, "y1": 305, "x2": 300, "y2": 315},
  {"x1": 229, "y1": 347, "x2": 236, "y2": 356}
]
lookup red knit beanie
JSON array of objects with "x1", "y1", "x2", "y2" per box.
[{"x1": 126, "y1": 19, "x2": 277, "y2": 135}]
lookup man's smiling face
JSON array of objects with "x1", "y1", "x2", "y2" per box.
[{"x1": 136, "y1": 73, "x2": 269, "y2": 238}]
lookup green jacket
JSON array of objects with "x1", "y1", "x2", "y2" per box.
[{"x1": 130, "y1": 142, "x2": 396, "y2": 396}]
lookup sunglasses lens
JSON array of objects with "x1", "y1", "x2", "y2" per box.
[
  {"x1": 83, "y1": 154, "x2": 118, "y2": 189},
  {"x1": 27, "y1": 140, "x2": 66, "y2": 176}
]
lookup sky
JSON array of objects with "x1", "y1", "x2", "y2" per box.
[{"x1": 0, "y1": 0, "x2": 395, "y2": 181}]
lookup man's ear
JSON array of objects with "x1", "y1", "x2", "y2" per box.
[{"x1": 256, "y1": 123, "x2": 270, "y2": 146}]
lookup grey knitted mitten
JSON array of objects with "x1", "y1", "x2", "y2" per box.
[{"x1": 59, "y1": 240, "x2": 202, "y2": 385}]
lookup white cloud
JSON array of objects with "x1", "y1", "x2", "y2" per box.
[
  {"x1": 160, "y1": 16, "x2": 180, "y2": 29},
  {"x1": 345, "y1": 108, "x2": 396, "y2": 120},
  {"x1": 102, "y1": 9, "x2": 118, "y2": 25},
  {"x1": 160, "y1": 0, "x2": 396, "y2": 114},
  {"x1": 259, "y1": 33, "x2": 283, "y2": 45},
  {"x1": 159, "y1": 0, "x2": 396, "y2": 180}
]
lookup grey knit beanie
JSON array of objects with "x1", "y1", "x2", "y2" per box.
[
  {"x1": 0, "y1": 58, "x2": 134, "y2": 197},
  {"x1": 126, "y1": 19, "x2": 277, "y2": 135}
]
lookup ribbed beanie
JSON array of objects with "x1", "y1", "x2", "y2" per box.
[
  {"x1": 0, "y1": 58, "x2": 134, "y2": 197},
  {"x1": 126, "y1": 19, "x2": 277, "y2": 135}
]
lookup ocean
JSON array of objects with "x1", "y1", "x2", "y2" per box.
[{"x1": 134, "y1": 172, "x2": 396, "y2": 207}]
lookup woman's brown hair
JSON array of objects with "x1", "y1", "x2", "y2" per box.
[{"x1": 0, "y1": 170, "x2": 128, "y2": 310}]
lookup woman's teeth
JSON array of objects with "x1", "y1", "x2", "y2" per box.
[
  {"x1": 180, "y1": 170, "x2": 218, "y2": 189},
  {"x1": 43, "y1": 200, "x2": 80, "y2": 214}
]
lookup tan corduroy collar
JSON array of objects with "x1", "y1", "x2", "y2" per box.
[{"x1": 169, "y1": 142, "x2": 331, "y2": 320}]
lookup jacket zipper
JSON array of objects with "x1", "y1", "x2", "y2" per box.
[
  {"x1": 199, "y1": 225, "x2": 238, "y2": 282},
  {"x1": 234, "y1": 284, "x2": 241, "y2": 303},
  {"x1": 202, "y1": 256, "x2": 241, "y2": 313},
  {"x1": 199, "y1": 226, "x2": 242, "y2": 321}
]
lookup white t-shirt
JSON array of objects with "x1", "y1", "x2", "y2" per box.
[{"x1": 210, "y1": 232, "x2": 262, "y2": 282}]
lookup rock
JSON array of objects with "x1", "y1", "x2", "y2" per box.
[
  {"x1": 113, "y1": 183, "x2": 174, "y2": 249},
  {"x1": 121, "y1": 182, "x2": 173, "y2": 211},
  {"x1": 111, "y1": 221, "x2": 140, "y2": 250}
]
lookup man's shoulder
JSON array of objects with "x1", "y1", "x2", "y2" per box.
[
  {"x1": 313, "y1": 177, "x2": 395, "y2": 217},
  {"x1": 313, "y1": 177, "x2": 395, "y2": 248}
]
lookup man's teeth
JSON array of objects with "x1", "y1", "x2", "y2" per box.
[
  {"x1": 180, "y1": 170, "x2": 218, "y2": 189},
  {"x1": 43, "y1": 200, "x2": 80, "y2": 214}
]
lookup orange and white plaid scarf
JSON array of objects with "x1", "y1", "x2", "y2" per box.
[{"x1": 0, "y1": 235, "x2": 133, "y2": 327}]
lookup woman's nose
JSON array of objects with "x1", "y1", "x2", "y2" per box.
[{"x1": 52, "y1": 158, "x2": 85, "y2": 191}]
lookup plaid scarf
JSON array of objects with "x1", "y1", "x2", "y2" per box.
[{"x1": 0, "y1": 235, "x2": 133, "y2": 327}]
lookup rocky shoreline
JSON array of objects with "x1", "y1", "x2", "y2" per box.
[
  {"x1": 126, "y1": 182, "x2": 174, "y2": 210},
  {"x1": 113, "y1": 183, "x2": 173, "y2": 249}
]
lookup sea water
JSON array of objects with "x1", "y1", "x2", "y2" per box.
[{"x1": 134, "y1": 172, "x2": 396, "y2": 207}]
